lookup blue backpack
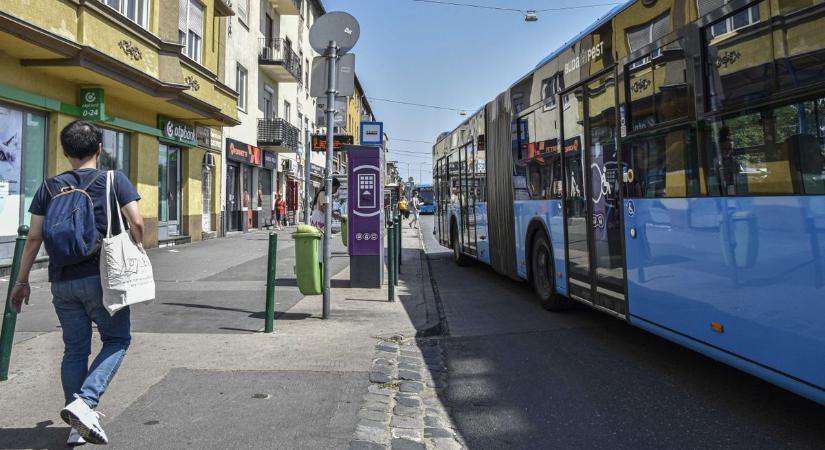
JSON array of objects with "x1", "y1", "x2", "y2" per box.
[{"x1": 43, "y1": 171, "x2": 104, "y2": 267}]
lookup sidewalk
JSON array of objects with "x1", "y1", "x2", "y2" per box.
[{"x1": 0, "y1": 224, "x2": 460, "y2": 449}]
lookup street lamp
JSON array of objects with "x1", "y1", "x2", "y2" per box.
[{"x1": 525, "y1": 10, "x2": 538, "y2": 22}]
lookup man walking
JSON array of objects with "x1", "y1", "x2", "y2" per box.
[{"x1": 10, "y1": 120, "x2": 144, "y2": 446}]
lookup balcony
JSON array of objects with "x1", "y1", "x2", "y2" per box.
[
  {"x1": 259, "y1": 38, "x2": 302, "y2": 83},
  {"x1": 268, "y1": 0, "x2": 301, "y2": 15},
  {"x1": 258, "y1": 118, "x2": 300, "y2": 152}
]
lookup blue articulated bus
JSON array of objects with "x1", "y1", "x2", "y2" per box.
[
  {"x1": 433, "y1": 0, "x2": 825, "y2": 405},
  {"x1": 415, "y1": 184, "x2": 435, "y2": 214}
]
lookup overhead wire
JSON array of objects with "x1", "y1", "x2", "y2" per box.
[{"x1": 408, "y1": 0, "x2": 623, "y2": 16}]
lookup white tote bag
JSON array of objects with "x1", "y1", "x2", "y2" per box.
[{"x1": 100, "y1": 171, "x2": 155, "y2": 315}]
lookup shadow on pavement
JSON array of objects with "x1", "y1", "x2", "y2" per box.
[{"x1": 0, "y1": 421, "x2": 68, "y2": 450}]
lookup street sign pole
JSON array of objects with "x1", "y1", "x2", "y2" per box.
[
  {"x1": 304, "y1": 128, "x2": 311, "y2": 224},
  {"x1": 322, "y1": 41, "x2": 338, "y2": 320}
]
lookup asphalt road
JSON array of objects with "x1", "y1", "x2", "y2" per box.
[{"x1": 420, "y1": 215, "x2": 825, "y2": 449}]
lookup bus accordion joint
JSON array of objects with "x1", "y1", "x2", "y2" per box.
[{"x1": 710, "y1": 322, "x2": 725, "y2": 333}]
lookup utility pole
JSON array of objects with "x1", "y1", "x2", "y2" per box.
[
  {"x1": 322, "y1": 41, "x2": 338, "y2": 320},
  {"x1": 304, "y1": 128, "x2": 311, "y2": 224}
]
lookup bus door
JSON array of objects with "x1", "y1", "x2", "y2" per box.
[
  {"x1": 562, "y1": 73, "x2": 627, "y2": 317},
  {"x1": 463, "y1": 143, "x2": 477, "y2": 256}
]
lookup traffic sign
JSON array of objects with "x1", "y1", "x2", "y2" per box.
[{"x1": 310, "y1": 53, "x2": 355, "y2": 97}]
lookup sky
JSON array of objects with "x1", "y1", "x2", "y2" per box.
[{"x1": 323, "y1": 0, "x2": 622, "y2": 184}]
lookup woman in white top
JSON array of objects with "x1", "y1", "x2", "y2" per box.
[
  {"x1": 409, "y1": 191, "x2": 421, "y2": 229},
  {"x1": 310, "y1": 177, "x2": 341, "y2": 230}
]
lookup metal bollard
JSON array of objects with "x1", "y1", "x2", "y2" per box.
[
  {"x1": 264, "y1": 232, "x2": 278, "y2": 333},
  {"x1": 0, "y1": 225, "x2": 29, "y2": 381},
  {"x1": 387, "y1": 222, "x2": 395, "y2": 302},
  {"x1": 394, "y1": 214, "x2": 404, "y2": 274}
]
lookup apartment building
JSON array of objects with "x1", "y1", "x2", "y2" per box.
[{"x1": 0, "y1": 0, "x2": 240, "y2": 266}]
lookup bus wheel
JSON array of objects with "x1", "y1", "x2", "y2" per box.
[
  {"x1": 532, "y1": 233, "x2": 569, "y2": 311},
  {"x1": 451, "y1": 223, "x2": 469, "y2": 267}
]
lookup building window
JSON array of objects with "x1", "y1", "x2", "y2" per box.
[
  {"x1": 179, "y1": 0, "x2": 204, "y2": 64},
  {"x1": 104, "y1": 0, "x2": 150, "y2": 28},
  {"x1": 236, "y1": 64, "x2": 248, "y2": 111},
  {"x1": 698, "y1": 0, "x2": 760, "y2": 37},
  {"x1": 98, "y1": 127, "x2": 131, "y2": 176},
  {"x1": 237, "y1": 0, "x2": 249, "y2": 26},
  {"x1": 298, "y1": 112, "x2": 304, "y2": 143},
  {"x1": 626, "y1": 12, "x2": 669, "y2": 68},
  {"x1": 541, "y1": 74, "x2": 563, "y2": 111},
  {"x1": 305, "y1": 58, "x2": 310, "y2": 88},
  {"x1": 284, "y1": 101, "x2": 291, "y2": 122}
]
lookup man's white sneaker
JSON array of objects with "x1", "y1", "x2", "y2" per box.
[
  {"x1": 60, "y1": 398, "x2": 108, "y2": 445},
  {"x1": 67, "y1": 428, "x2": 87, "y2": 447}
]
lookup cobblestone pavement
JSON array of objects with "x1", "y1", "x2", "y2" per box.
[{"x1": 349, "y1": 336, "x2": 464, "y2": 450}]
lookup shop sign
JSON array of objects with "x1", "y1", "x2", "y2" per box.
[
  {"x1": 310, "y1": 163, "x2": 325, "y2": 178},
  {"x1": 159, "y1": 116, "x2": 197, "y2": 147},
  {"x1": 210, "y1": 127, "x2": 223, "y2": 151},
  {"x1": 226, "y1": 138, "x2": 262, "y2": 166},
  {"x1": 311, "y1": 134, "x2": 353, "y2": 152},
  {"x1": 80, "y1": 88, "x2": 105, "y2": 121},
  {"x1": 263, "y1": 151, "x2": 278, "y2": 170},
  {"x1": 195, "y1": 125, "x2": 211, "y2": 149}
]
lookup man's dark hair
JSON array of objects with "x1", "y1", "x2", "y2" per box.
[
  {"x1": 60, "y1": 120, "x2": 102, "y2": 160},
  {"x1": 332, "y1": 177, "x2": 341, "y2": 188}
]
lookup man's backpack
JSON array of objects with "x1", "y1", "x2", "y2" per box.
[{"x1": 42, "y1": 171, "x2": 104, "y2": 267}]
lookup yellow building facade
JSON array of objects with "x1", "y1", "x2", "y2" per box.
[{"x1": 0, "y1": 0, "x2": 239, "y2": 265}]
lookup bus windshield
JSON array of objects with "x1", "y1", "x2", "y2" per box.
[{"x1": 417, "y1": 188, "x2": 434, "y2": 204}]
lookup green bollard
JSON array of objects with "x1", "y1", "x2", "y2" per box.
[
  {"x1": 394, "y1": 215, "x2": 402, "y2": 275},
  {"x1": 387, "y1": 222, "x2": 395, "y2": 302},
  {"x1": 264, "y1": 232, "x2": 278, "y2": 334},
  {"x1": 0, "y1": 225, "x2": 29, "y2": 381}
]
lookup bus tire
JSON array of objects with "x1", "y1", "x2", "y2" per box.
[
  {"x1": 451, "y1": 222, "x2": 470, "y2": 267},
  {"x1": 531, "y1": 233, "x2": 569, "y2": 311}
]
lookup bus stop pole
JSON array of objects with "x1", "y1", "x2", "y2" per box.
[
  {"x1": 304, "y1": 128, "x2": 312, "y2": 224},
  {"x1": 322, "y1": 40, "x2": 338, "y2": 320}
]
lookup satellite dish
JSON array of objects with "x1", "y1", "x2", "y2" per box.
[{"x1": 309, "y1": 12, "x2": 360, "y2": 54}]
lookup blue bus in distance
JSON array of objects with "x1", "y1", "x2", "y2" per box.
[{"x1": 415, "y1": 184, "x2": 435, "y2": 214}]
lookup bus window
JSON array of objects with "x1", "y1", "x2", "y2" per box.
[
  {"x1": 704, "y1": 1, "x2": 771, "y2": 112},
  {"x1": 623, "y1": 127, "x2": 699, "y2": 198},
  {"x1": 704, "y1": 98, "x2": 825, "y2": 195},
  {"x1": 773, "y1": 0, "x2": 825, "y2": 91}
]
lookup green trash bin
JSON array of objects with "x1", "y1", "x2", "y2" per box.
[
  {"x1": 341, "y1": 215, "x2": 348, "y2": 247},
  {"x1": 293, "y1": 224, "x2": 323, "y2": 295}
]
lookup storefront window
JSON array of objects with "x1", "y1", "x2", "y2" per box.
[
  {"x1": 98, "y1": 128, "x2": 130, "y2": 175},
  {"x1": 0, "y1": 105, "x2": 47, "y2": 259},
  {"x1": 23, "y1": 112, "x2": 47, "y2": 226}
]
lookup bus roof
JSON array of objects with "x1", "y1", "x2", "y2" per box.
[
  {"x1": 531, "y1": 0, "x2": 634, "y2": 71},
  {"x1": 415, "y1": 184, "x2": 433, "y2": 189}
]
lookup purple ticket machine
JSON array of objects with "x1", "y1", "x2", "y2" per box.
[{"x1": 346, "y1": 145, "x2": 384, "y2": 288}]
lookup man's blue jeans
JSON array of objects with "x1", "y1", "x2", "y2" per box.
[{"x1": 51, "y1": 275, "x2": 131, "y2": 409}]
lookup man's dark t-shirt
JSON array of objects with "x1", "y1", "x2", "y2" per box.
[{"x1": 29, "y1": 168, "x2": 140, "y2": 282}]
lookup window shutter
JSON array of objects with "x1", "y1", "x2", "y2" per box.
[
  {"x1": 627, "y1": 25, "x2": 649, "y2": 53},
  {"x1": 697, "y1": 0, "x2": 725, "y2": 17},
  {"x1": 189, "y1": 1, "x2": 204, "y2": 37},
  {"x1": 238, "y1": 0, "x2": 248, "y2": 22},
  {"x1": 178, "y1": 0, "x2": 188, "y2": 34},
  {"x1": 651, "y1": 13, "x2": 670, "y2": 42}
]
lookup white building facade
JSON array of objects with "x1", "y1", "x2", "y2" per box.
[{"x1": 221, "y1": 0, "x2": 325, "y2": 232}]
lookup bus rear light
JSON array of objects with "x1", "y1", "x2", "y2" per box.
[{"x1": 711, "y1": 322, "x2": 725, "y2": 333}]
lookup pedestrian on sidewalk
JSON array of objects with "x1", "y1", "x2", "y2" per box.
[
  {"x1": 310, "y1": 177, "x2": 340, "y2": 230},
  {"x1": 10, "y1": 120, "x2": 144, "y2": 447},
  {"x1": 409, "y1": 191, "x2": 421, "y2": 229},
  {"x1": 276, "y1": 194, "x2": 287, "y2": 228}
]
